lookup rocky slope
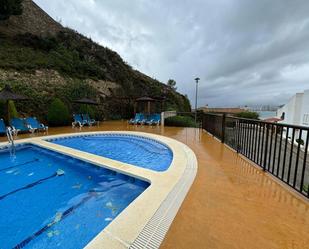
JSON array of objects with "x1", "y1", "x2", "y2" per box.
[{"x1": 0, "y1": 0, "x2": 191, "y2": 121}]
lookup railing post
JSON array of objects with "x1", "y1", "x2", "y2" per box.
[
  {"x1": 202, "y1": 113, "x2": 205, "y2": 130},
  {"x1": 263, "y1": 123, "x2": 269, "y2": 171},
  {"x1": 236, "y1": 120, "x2": 240, "y2": 153},
  {"x1": 221, "y1": 113, "x2": 226, "y2": 143}
]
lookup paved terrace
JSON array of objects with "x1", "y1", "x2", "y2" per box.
[{"x1": 1, "y1": 121, "x2": 309, "y2": 249}]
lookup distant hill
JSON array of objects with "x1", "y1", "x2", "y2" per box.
[{"x1": 0, "y1": 0, "x2": 190, "y2": 121}]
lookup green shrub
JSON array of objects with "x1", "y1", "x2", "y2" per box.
[
  {"x1": 14, "y1": 33, "x2": 58, "y2": 52},
  {"x1": 8, "y1": 100, "x2": 19, "y2": 119},
  {"x1": 0, "y1": 100, "x2": 18, "y2": 121},
  {"x1": 47, "y1": 98, "x2": 70, "y2": 126},
  {"x1": 79, "y1": 105, "x2": 96, "y2": 119},
  {"x1": 236, "y1": 111, "x2": 259, "y2": 120},
  {"x1": 303, "y1": 184, "x2": 308, "y2": 193},
  {"x1": 165, "y1": 115, "x2": 197, "y2": 127}
]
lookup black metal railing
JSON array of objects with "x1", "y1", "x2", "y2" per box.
[{"x1": 202, "y1": 113, "x2": 309, "y2": 198}]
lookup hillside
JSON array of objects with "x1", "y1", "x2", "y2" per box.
[{"x1": 0, "y1": 0, "x2": 191, "y2": 121}]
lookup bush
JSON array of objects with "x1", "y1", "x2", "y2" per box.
[
  {"x1": 165, "y1": 115, "x2": 197, "y2": 127},
  {"x1": 0, "y1": 100, "x2": 18, "y2": 120},
  {"x1": 14, "y1": 33, "x2": 58, "y2": 51},
  {"x1": 8, "y1": 100, "x2": 19, "y2": 119},
  {"x1": 47, "y1": 98, "x2": 70, "y2": 126},
  {"x1": 79, "y1": 105, "x2": 96, "y2": 119},
  {"x1": 303, "y1": 184, "x2": 308, "y2": 193},
  {"x1": 236, "y1": 111, "x2": 259, "y2": 120}
]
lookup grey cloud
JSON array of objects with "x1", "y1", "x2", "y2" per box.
[{"x1": 35, "y1": 0, "x2": 309, "y2": 107}]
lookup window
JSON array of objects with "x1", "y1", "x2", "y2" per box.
[{"x1": 303, "y1": 114, "x2": 309, "y2": 125}]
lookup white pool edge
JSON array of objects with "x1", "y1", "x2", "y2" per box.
[{"x1": 130, "y1": 144, "x2": 197, "y2": 249}]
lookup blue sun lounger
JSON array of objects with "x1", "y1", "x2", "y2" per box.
[
  {"x1": 146, "y1": 113, "x2": 161, "y2": 125},
  {"x1": 129, "y1": 113, "x2": 143, "y2": 125},
  {"x1": 10, "y1": 118, "x2": 35, "y2": 134},
  {"x1": 0, "y1": 119, "x2": 6, "y2": 135},
  {"x1": 137, "y1": 114, "x2": 148, "y2": 125},
  {"x1": 26, "y1": 117, "x2": 48, "y2": 132},
  {"x1": 82, "y1": 114, "x2": 96, "y2": 126},
  {"x1": 72, "y1": 114, "x2": 88, "y2": 127}
]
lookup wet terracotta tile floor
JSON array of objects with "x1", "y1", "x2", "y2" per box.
[{"x1": 1, "y1": 121, "x2": 308, "y2": 249}]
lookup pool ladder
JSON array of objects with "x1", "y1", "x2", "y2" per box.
[{"x1": 6, "y1": 127, "x2": 15, "y2": 147}]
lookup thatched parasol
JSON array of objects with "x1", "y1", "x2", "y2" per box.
[
  {"x1": 135, "y1": 96, "x2": 155, "y2": 114},
  {"x1": 73, "y1": 98, "x2": 99, "y2": 119},
  {"x1": 0, "y1": 85, "x2": 29, "y2": 123}
]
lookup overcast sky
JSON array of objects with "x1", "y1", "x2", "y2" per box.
[{"x1": 35, "y1": 0, "x2": 309, "y2": 107}]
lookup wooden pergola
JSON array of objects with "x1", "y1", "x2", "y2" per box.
[
  {"x1": 108, "y1": 87, "x2": 169, "y2": 117},
  {"x1": 134, "y1": 96, "x2": 167, "y2": 114}
]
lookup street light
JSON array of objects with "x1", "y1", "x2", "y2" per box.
[{"x1": 194, "y1": 77, "x2": 200, "y2": 125}]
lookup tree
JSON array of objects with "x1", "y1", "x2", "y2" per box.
[
  {"x1": 0, "y1": 0, "x2": 23, "y2": 21},
  {"x1": 47, "y1": 98, "x2": 70, "y2": 126},
  {"x1": 8, "y1": 100, "x2": 19, "y2": 119},
  {"x1": 167, "y1": 79, "x2": 177, "y2": 91}
]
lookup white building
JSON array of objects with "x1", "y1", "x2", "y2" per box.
[
  {"x1": 277, "y1": 89, "x2": 309, "y2": 127},
  {"x1": 277, "y1": 90, "x2": 309, "y2": 145}
]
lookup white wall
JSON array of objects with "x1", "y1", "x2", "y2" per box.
[
  {"x1": 277, "y1": 89, "x2": 309, "y2": 146},
  {"x1": 300, "y1": 90, "x2": 309, "y2": 126},
  {"x1": 277, "y1": 90, "x2": 309, "y2": 126}
]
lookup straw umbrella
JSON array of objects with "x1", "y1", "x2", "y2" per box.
[
  {"x1": 135, "y1": 96, "x2": 155, "y2": 114},
  {"x1": 0, "y1": 85, "x2": 28, "y2": 123},
  {"x1": 73, "y1": 97, "x2": 99, "y2": 118}
]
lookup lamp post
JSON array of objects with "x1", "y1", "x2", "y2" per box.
[{"x1": 194, "y1": 77, "x2": 200, "y2": 125}]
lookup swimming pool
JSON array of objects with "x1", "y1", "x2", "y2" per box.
[
  {"x1": 0, "y1": 144, "x2": 149, "y2": 249},
  {"x1": 49, "y1": 134, "x2": 173, "y2": 171}
]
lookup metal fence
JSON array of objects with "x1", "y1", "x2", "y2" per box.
[{"x1": 202, "y1": 113, "x2": 309, "y2": 198}]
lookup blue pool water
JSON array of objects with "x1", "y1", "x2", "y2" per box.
[
  {"x1": 50, "y1": 134, "x2": 173, "y2": 171},
  {"x1": 0, "y1": 144, "x2": 149, "y2": 249}
]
